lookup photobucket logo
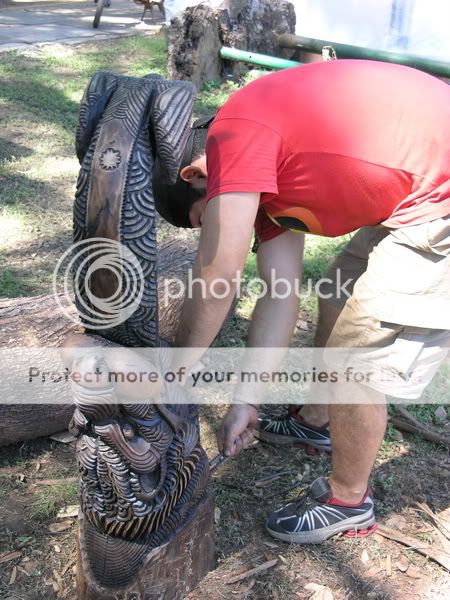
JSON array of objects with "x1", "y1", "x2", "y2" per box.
[
  {"x1": 161, "y1": 268, "x2": 354, "y2": 304},
  {"x1": 53, "y1": 238, "x2": 144, "y2": 329}
]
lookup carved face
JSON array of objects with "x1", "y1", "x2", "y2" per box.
[{"x1": 70, "y1": 363, "x2": 206, "y2": 542}]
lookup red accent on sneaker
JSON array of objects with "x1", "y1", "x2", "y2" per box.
[{"x1": 343, "y1": 523, "x2": 378, "y2": 538}]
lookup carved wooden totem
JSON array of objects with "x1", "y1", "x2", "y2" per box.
[{"x1": 70, "y1": 72, "x2": 215, "y2": 599}]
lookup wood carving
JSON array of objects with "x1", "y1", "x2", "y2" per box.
[{"x1": 69, "y1": 71, "x2": 215, "y2": 598}]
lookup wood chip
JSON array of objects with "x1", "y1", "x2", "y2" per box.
[
  {"x1": 9, "y1": 566, "x2": 18, "y2": 585},
  {"x1": 53, "y1": 545, "x2": 61, "y2": 553},
  {"x1": 48, "y1": 520, "x2": 72, "y2": 533},
  {"x1": 226, "y1": 559, "x2": 278, "y2": 584},
  {"x1": 231, "y1": 579, "x2": 256, "y2": 595},
  {"x1": 278, "y1": 554, "x2": 287, "y2": 564},
  {"x1": 360, "y1": 549, "x2": 370, "y2": 564},
  {"x1": 53, "y1": 569, "x2": 63, "y2": 583},
  {"x1": 304, "y1": 583, "x2": 334, "y2": 600},
  {"x1": 57, "y1": 505, "x2": 79, "y2": 519},
  {"x1": 0, "y1": 551, "x2": 22, "y2": 564},
  {"x1": 50, "y1": 431, "x2": 76, "y2": 444},
  {"x1": 51, "y1": 580, "x2": 60, "y2": 594},
  {"x1": 396, "y1": 555, "x2": 409, "y2": 572},
  {"x1": 214, "y1": 507, "x2": 221, "y2": 525},
  {"x1": 385, "y1": 554, "x2": 392, "y2": 577},
  {"x1": 263, "y1": 541, "x2": 279, "y2": 549},
  {"x1": 61, "y1": 560, "x2": 75, "y2": 576}
]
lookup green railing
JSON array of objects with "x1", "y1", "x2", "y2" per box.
[{"x1": 220, "y1": 36, "x2": 450, "y2": 79}]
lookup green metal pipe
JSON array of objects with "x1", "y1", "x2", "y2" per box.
[
  {"x1": 220, "y1": 46, "x2": 301, "y2": 70},
  {"x1": 278, "y1": 33, "x2": 450, "y2": 79}
]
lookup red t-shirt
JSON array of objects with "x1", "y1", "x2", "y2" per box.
[{"x1": 205, "y1": 60, "x2": 450, "y2": 242}]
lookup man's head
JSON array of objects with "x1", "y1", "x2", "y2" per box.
[{"x1": 153, "y1": 114, "x2": 214, "y2": 228}]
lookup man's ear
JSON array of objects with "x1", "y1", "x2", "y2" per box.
[
  {"x1": 180, "y1": 164, "x2": 206, "y2": 185},
  {"x1": 180, "y1": 165, "x2": 200, "y2": 182}
]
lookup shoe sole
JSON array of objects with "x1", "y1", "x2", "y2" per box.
[
  {"x1": 266, "y1": 513, "x2": 376, "y2": 544},
  {"x1": 256, "y1": 429, "x2": 331, "y2": 453}
]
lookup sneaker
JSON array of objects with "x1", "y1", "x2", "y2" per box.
[
  {"x1": 257, "y1": 410, "x2": 331, "y2": 454},
  {"x1": 266, "y1": 477, "x2": 376, "y2": 544}
]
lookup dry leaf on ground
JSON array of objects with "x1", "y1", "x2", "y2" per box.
[
  {"x1": 0, "y1": 551, "x2": 22, "y2": 564},
  {"x1": 304, "y1": 582, "x2": 334, "y2": 600},
  {"x1": 48, "y1": 520, "x2": 72, "y2": 533},
  {"x1": 9, "y1": 566, "x2": 18, "y2": 585},
  {"x1": 57, "y1": 505, "x2": 79, "y2": 519},
  {"x1": 396, "y1": 555, "x2": 409, "y2": 572}
]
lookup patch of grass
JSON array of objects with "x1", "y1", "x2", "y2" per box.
[
  {"x1": 416, "y1": 362, "x2": 450, "y2": 409},
  {"x1": 0, "y1": 476, "x2": 26, "y2": 502},
  {"x1": 196, "y1": 79, "x2": 239, "y2": 115},
  {"x1": 0, "y1": 33, "x2": 168, "y2": 298},
  {"x1": 0, "y1": 267, "x2": 28, "y2": 297},
  {"x1": 303, "y1": 235, "x2": 350, "y2": 283},
  {"x1": 195, "y1": 70, "x2": 268, "y2": 116},
  {"x1": 29, "y1": 481, "x2": 78, "y2": 521}
]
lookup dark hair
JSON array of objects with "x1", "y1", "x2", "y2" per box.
[
  {"x1": 191, "y1": 127, "x2": 208, "y2": 162},
  {"x1": 153, "y1": 114, "x2": 215, "y2": 228}
]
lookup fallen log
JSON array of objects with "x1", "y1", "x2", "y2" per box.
[
  {"x1": 0, "y1": 238, "x2": 196, "y2": 447},
  {"x1": 390, "y1": 416, "x2": 450, "y2": 448}
]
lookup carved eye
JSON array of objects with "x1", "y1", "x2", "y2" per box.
[{"x1": 122, "y1": 423, "x2": 135, "y2": 439}]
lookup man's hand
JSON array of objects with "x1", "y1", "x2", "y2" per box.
[{"x1": 218, "y1": 404, "x2": 259, "y2": 457}]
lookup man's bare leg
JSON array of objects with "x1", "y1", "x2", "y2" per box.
[
  {"x1": 297, "y1": 299, "x2": 342, "y2": 427},
  {"x1": 328, "y1": 386, "x2": 387, "y2": 503}
]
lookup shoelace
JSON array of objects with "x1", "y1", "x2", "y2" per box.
[{"x1": 293, "y1": 486, "x2": 316, "y2": 511}]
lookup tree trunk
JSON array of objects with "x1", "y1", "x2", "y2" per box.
[
  {"x1": 167, "y1": 0, "x2": 297, "y2": 89},
  {"x1": 0, "y1": 238, "x2": 197, "y2": 447}
]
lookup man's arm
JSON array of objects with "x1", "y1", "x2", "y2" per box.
[
  {"x1": 173, "y1": 192, "x2": 260, "y2": 368},
  {"x1": 218, "y1": 230, "x2": 305, "y2": 455}
]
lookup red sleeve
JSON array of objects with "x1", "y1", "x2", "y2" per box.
[
  {"x1": 254, "y1": 207, "x2": 285, "y2": 245},
  {"x1": 205, "y1": 118, "x2": 284, "y2": 200}
]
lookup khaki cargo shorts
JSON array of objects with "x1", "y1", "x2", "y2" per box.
[{"x1": 322, "y1": 217, "x2": 450, "y2": 399}]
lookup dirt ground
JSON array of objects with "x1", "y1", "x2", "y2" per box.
[
  {"x1": 1, "y1": 33, "x2": 450, "y2": 600},
  {"x1": 1, "y1": 411, "x2": 450, "y2": 599}
]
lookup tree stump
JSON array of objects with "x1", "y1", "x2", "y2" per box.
[
  {"x1": 76, "y1": 493, "x2": 215, "y2": 600},
  {"x1": 167, "y1": 0, "x2": 297, "y2": 89}
]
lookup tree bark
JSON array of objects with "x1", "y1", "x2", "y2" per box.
[
  {"x1": 167, "y1": 0, "x2": 297, "y2": 89},
  {"x1": 0, "y1": 238, "x2": 197, "y2": 447}
]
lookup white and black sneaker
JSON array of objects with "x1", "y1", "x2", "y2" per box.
[
  {"x1": 257, "y1": 409, "x2": 331, "y2": 454},
  {"x1": 266, "y1": 477, "x2": 376, "y2": 544}
]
